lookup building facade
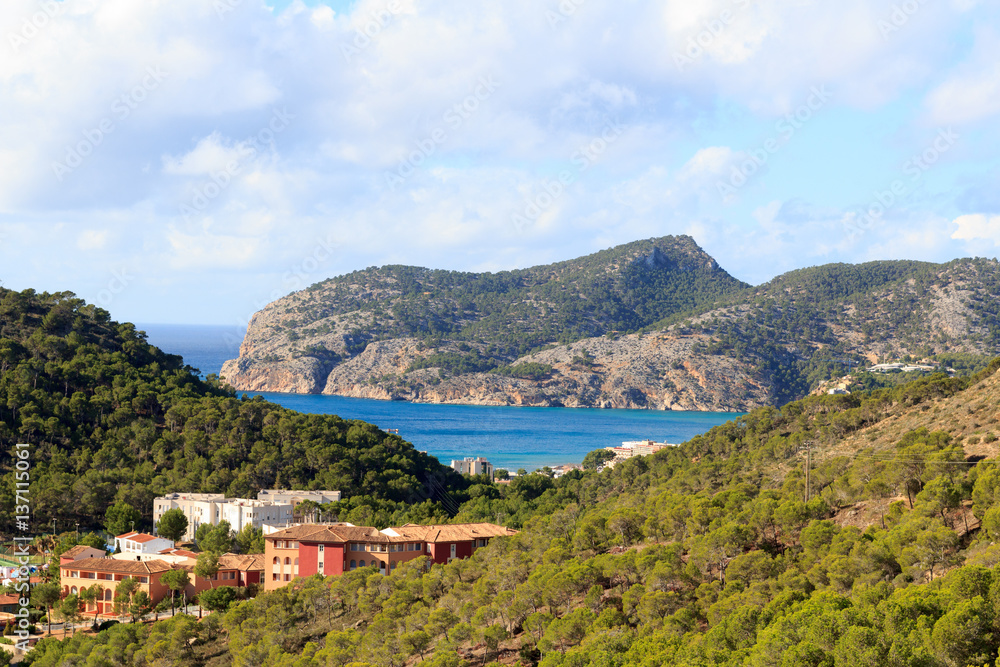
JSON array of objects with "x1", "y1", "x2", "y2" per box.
[
  {"x1": 115, "y1": 532, "x2": 175, "y2": 555},
  {"x1": 60, "y1": 551, "x2": 264, "y2": 617},
  {"x1": 152, "y1": 493, "x2": 227, "y2": 540},
  {"x1": 451, "y1": 457, "x2": 494, "y2": 478},
  {"x1": 152, "y1": 492, "x2": 295, "y2": 540},
  {"x1": 264, "y1": 522, "x2": 516, "y2": 591}
]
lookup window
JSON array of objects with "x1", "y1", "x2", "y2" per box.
[
  {"x1": 272, "y1": 557, "x2": 279, "y2": 565},
  {"x1": 318, "y1": 562, "x2": 324, "y2": 572},
  {"x1": 284, "y1": 557, "x2": 291, "y2": 565},
  {"x1": 350, "y1": 560, "x2": 356, "y2": 569},
  {"x1": 71, "y1": 586, "x2": 77, "y2": 594},
  {"x1": 319, "y1": 544, "x2": 324, "y2": 553},
  {"x1": 272, "y1": 573, "x2": 279, "y2": 581},
  {"x1": 284, "y1": 574, "x2": 291, "y2": 581},
  {"x1": 450, "y1": 544, "x2": 456, "y2": 558},
  {"x1": 140, "y1": 577, "x2": 148, "y2": 584},
  {"x1": 359, "y1": 560, "x2": 365, "y2": 567},
  {"x1": 104, "y1": 589, "x2": 112, "y2": 601},
  {"x1": 294, "y1": 558, "x2": 299, "y2": 566}
]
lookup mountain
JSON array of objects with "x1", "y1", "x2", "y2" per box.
[
  {"x1": 220, "y1": 237, "x2": 1000, "y2": 410},
  {"x1": 29, "y1": 360, "x2": 1000, "y2": 666}
]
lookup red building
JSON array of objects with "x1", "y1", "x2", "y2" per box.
[{"x1": 264, "y1": 522, "x2": 517, "y2": 591}]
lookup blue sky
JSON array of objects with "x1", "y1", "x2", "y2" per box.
[{"x1": 1, "y1": 0, "x2": 1000, "y2": 326}]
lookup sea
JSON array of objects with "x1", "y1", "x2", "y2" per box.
[{"x1": 138, "y1": 323, "x2": 745, "y2": 471}]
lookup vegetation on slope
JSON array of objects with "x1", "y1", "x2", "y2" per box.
[
  {"x1": 266, "y1": 236, "x2": 747, "y2": 361},
  {"x1": 235, "y1": 239, "x2": 1000, "y2": 407},
  {"x1": 0, "y1": 288, "x2": 468, "y2": 533},
  {"x1": 25, "y1": 362, "x2": 1000, "y2": 666}
]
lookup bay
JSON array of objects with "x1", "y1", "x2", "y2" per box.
[{"x1": 139, "y1": 323, "x2": 745, "y2": 471}]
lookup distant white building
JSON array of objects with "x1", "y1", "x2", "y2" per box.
[
  {"x1": 452, "y1": 457, "x2": 494, "y2": 478},
  {"x1": 220, "y1": 499, "x2": 294, "y2": 534},
  {"x1": 257, "y1": 490, "x2": 341, "y2": 506},
  {"x1": 603, "y1": 440, "x2": 678, "y2": 468},
  {"x1": 115, "y1": 532, "x2": 175, "y2": 555},
  {"x1": 153, "y1": 493, "x2": 228, "y2": 541},
  {"x1": 153, "y1": 492, "x2": 296, "y2": 541}
]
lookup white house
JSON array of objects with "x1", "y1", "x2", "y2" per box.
[{"x1": 115, "y1": 532, "x2": 175, "y2": 554}]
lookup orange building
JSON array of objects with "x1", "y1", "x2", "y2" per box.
[
  {"x1": 264, "y1": 522, "x2": 517, "y2": 591},
  {"x1": 60, "y1": 558, "x2": 173, "y2": 616},
  {"x1": 59, "y1": 551, "x2": 264, "y2": 616}
]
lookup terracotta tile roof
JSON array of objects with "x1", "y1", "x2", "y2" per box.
[
  {"x1": 66, "y1": 557, "x2": 174, "y2": 575},
  {"x1": 265, "y1": 524, "x2": 393, "y2": 544},
  {"x1": 218, "y1": 554, "x2": 264, "y2": 572},
  {"x1": 0, "y1": 595, "x2": 19, "y2": 605},
  {"x1": 265, "y1": 522, "x2": 517, "y2": 545},
  {"x1": 391, "y1": 523, "x2": 518, "y2": 543},
  {"x1": 61, "y1": 545, "x2": 103, "y2": 559},
  {"x1": 159, "y1": 548, "x2": 199, "y2": 558}
]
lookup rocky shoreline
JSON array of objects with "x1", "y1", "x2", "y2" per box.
[{"x1": 221, "y1": 330, "x2": 774, "y2": 412}]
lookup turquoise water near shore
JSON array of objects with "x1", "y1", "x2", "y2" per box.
[{"x1": 139, "y1": 323, "x2": 745, "y2": 470}]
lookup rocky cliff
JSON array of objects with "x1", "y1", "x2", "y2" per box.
[{"x1": 220, "y1": 238, "x2": 1000, "y2": 410}]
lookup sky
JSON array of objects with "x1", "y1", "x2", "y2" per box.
[{"x1": 1, "y1": 0, "x2": 1000, "y2": 327}]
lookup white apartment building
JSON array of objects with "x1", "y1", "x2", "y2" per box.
[
  {"x1": 220, "y1": 499, "x2": 294, "y2": 534},
  {"x1": 256, "y1": 489, "x2": 342, "y2": 505},
  {"x1": 257, "y1": 490, "x2": 342, "y2": 522},
  {"x1": 153, "y1": 492, "x2": 294, "y2": 541},
  {"x1": 153, "y1": 493, "x2": 227, "y2": 541},
  {"x1": 452, "y1": 457, "x2": 494, "y2": 478}
]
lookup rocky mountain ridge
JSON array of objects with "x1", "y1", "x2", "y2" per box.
[{"x1": 221, "y1": 237, "x2": 1000, "y2": 410}]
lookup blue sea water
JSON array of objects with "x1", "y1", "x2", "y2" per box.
[{"x1": 138, "y1": 324, "x2": 745, "y2": 471}]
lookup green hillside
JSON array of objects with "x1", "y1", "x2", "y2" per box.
[
  {"x1": 0, "y1": 288, "x2": 468, "y2": 533},
  {"x1": 266, "y1": 235, "x2": 747, "y2": 359},
  {"x1": 26, "y1": 362, "x2": 1000, "y2": 666}
]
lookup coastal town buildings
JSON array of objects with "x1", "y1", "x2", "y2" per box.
[
  {"x1": 59, "y1": 545, "x2": 106, "y2": 564},
  {"x1": 264, "y1": 522, "x2": 517, "y2": 591},
  {"x1": 59, "y1": 550, "x2": 264, "y2": 617},
  {"x1": 257, "y1": 489, "x2": 342, "y2": 522},
  {"x1": 603, "y1": 440, "x2": 677, "y2": 467},
  {"x1": 152, "y1": 492, "x2": 303, "y2": 540},
  {"x1": 114, "y1": 532, "x2": 175, "y2": 555},
  {"x1": 451, "y1": 457, "x2": 494, "y2": 478}
]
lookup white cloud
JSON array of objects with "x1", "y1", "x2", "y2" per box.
[
  {"x1": 0, "y1": 0, "x2": 994, "y2": 323},
  {"x1": 951, "y1": 213, "x2": 1000, "y2": 243}
]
